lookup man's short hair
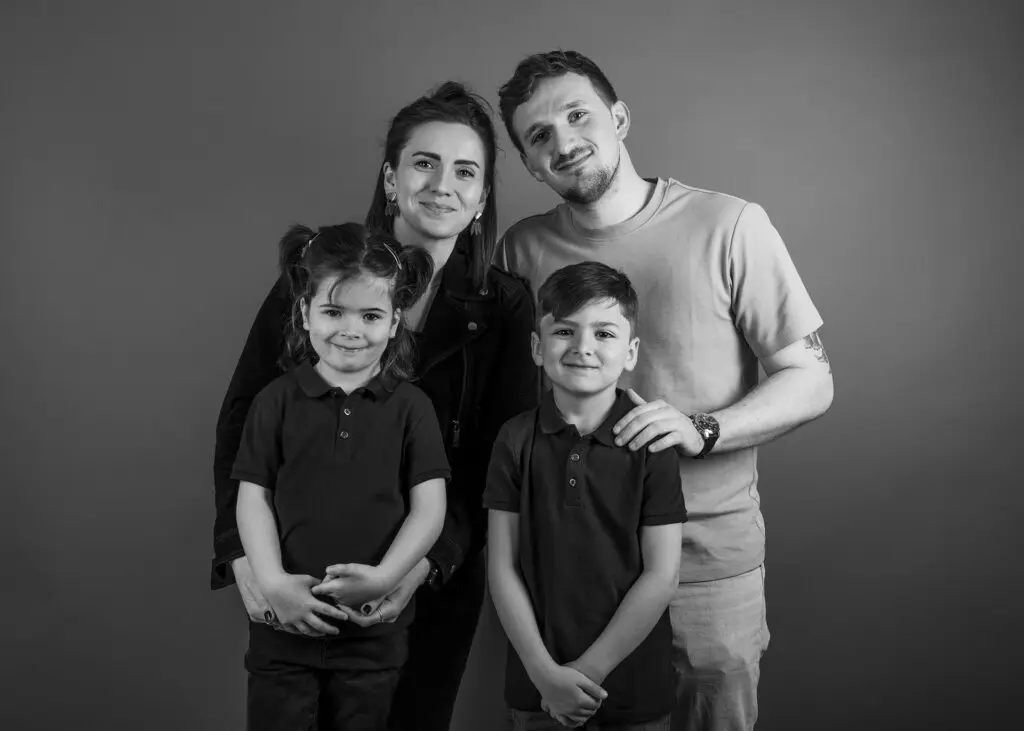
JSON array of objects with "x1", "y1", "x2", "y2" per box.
[
  {"x1": 537, "y1": 261, "x2": 638, "y2": 335},
  {"x1": 498, "y1": 50, "x2": 618, "y2": 155}
]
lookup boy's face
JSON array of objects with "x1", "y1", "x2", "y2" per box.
[{"x1": 531, "y1": 298, "x2": 638, "y2": 397}]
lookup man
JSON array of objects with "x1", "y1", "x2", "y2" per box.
[{"x1": 495, "y1": 50, "x2": 834, "y2": 731}]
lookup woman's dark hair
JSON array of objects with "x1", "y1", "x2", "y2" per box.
[
  {"x1": 278, "y1": 223, "x2": 433, "y2": 381},
  {"x1": 365, "y1": 81, "x2": 498, "y2": 293},
  {"x1": 498, "y1": 50, "x2": 619, "y2": 155}
]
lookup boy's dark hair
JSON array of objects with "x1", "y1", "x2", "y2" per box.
[
  {"x1": 278, "y1": 222, "x2": 433, "y2": 381},
  {"x1": 366, "y1": 81, "x2": 499, "y2": 292},
  {"x1": 537, "y1": 261, "x2": 638, "y2": 335},
  {"x1": 498, "y1": 50, "x2": 619, "y2": 155}
]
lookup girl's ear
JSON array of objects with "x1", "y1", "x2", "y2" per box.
[
  {"x1": 389, "y1": 308, "x2": 401, "y2": 339},
  {"x1": 300, "y1": 297, "x2": 311, "y2": 331}
]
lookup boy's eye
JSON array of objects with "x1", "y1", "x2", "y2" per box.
[{"x1": 596, "y1": 330, "x2": 615, "y2": 339}]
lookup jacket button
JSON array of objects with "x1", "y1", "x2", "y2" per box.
[
  {"x1": 340, "y1": 431, "x2": 349, "y2": 439},
  {"x1": 467, "y1": 322, "x2": 478, "y2": 331},
  {"x1": 570, "y1": 453, "x2": 580, "y2": 462}
]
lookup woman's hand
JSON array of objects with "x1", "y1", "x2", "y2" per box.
[{"x1": 321, "y1": 558, "x2": 431, "y2": 627}]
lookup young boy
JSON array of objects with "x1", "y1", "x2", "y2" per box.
[{"x1": 484, "y1": 262, "x2": 687, "y2": 730}]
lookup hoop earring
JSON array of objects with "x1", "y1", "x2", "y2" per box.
[
  {"x1": 385, "y1": 193, "x2": 400, "y2": 218},
  {"x1": 469, "y1": 211, "x2": 482, "y2": 237}
]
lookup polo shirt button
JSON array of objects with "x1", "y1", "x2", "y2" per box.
[
  {"x1": 568, "y1": 478, "x2": 577, "y2": 486},
  {"x1": 570, "y1": 453, "x2": 580, "y2": 462},
  {"x1": 467, "y1": 321, "x2": 477, "y2": 331},
  {"x1": 340, "y1": 431, "x2": 349, "y2": 439},
  {"x1": 343, "y1": 408, "x2": 351, "y2": 416}
]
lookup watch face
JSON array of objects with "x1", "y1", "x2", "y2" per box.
[{"x1": 692, "y1": 413, "x2": 719, "y2": 438}]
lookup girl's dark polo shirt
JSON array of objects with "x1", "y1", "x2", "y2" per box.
[
  {"x1": 231, "y1": 361, "x2": 450, "y2": 632},
  {"x1": 482, "y1": 388, "x2": 687, "y2": 725}
]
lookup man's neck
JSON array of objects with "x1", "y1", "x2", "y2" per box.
[
  {"x1": 552, "y1": 383, "x2": 618, "y2": 436},
  {"x1": 566, "y1": 149, "x2": 656, "y2": 230}
]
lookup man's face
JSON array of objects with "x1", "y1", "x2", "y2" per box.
[
  {"x1": 511, "y1": 73, "x2": 626, "y2": 205},
  {"x1": 531, "y1": 298, "x2": 638, "y2": 398}
]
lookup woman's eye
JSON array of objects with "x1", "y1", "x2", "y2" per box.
[
  {"x1": 456, "y1": 168, "x2": 476, "y2": 179},
  {"x1": 414, "y1": 159, "x2": 433, "y2": 169}
]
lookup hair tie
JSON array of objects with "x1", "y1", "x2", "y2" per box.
[
  {"x1": 383, "y1": 243, "x2": 402, "y2": 271},
  {"x1": 300, "y1": 233, "x2": 318, "y2": 260}
]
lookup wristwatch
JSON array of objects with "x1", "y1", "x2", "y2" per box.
[{"x1": 689, "y1": 413, "x2": 720, "y2": 459}]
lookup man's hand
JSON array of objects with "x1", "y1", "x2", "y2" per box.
[
  {"x1": 261, "y1": 572, "x2": 349, "y2": 637},
  {"x1": 313, "y1": 562, "x2": 394, "y2": 609},
  {"x1": 535, "y1": 664, "x2": 607, "y2": 727},
  {"x1": 613, "y1": 388, "x2": 704, "y2": 455},
  {"x1": 318, "y1": 558, "x2": 430, "y2": 627}
]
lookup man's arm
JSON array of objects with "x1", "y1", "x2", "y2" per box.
[
  {"x1": 570, "y1": 522, "x2": 682, "y2": 684},
  {"x1": 614, "y1": 330, "x2": 833, "y2": 455}
]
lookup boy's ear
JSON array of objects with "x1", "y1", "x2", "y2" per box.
[
  {"x1": 530, "y1": 331, "x2": 544, "y2": 367},
  {"x1": 623, "y1": 336, "x2": 640, "y2": 372},
  {"x1": 300, "y1": 298, "x2": 311, "y2": 331}
]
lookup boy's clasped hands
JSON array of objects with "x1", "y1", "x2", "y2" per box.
[{"x1": 534, "y1": 657, "x2": 609, "y2": 728}]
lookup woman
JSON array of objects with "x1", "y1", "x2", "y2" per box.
[{"x1": 211, "y1": 82, "x2": 539, "y2": 730}]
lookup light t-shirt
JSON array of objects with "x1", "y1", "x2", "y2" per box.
[{"x1": 497, "y1": 178, "x2": 823, "y2": 582}]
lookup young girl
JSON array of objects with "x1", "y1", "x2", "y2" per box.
[{"x1": 232, "y1": 222, "x2": 448, "y2": 731}]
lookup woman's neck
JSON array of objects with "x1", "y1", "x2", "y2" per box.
[{"x1": 392, "y1": 218, "x2": 457, "y2": 277}]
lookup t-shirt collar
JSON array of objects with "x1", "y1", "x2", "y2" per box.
[
  {"x1": 538, "y1": 388, "x2": 633, "y2": 446},
  {"x1": 295, "y1": 359, "x2": 397, "y2": 401}
]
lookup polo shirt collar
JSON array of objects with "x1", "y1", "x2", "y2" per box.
[
  {"x1": 538, "y1": 388, "x2": 633, "y2": 446},
  {"x1": 295, "y1": 359, "x2": 397, "y2": 400}
]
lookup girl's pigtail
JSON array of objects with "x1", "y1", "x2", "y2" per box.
[{"x1": 277, "y1": 224, "x2": 318, "y2": 366}]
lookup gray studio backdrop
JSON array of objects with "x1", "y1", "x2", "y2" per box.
[{"x1": 2, "y1": 1, "x2": 1020, "y2": 729}]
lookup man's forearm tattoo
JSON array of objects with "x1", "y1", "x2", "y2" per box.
[{"x1": 803, "y1": 330, "x2": 831, "y2": 372}]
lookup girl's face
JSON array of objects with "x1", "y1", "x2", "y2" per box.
[
  {"x1": 384, "y1": 121, "x2": 488, "y2": 246},
  {"x1": 301, "y1": 272, "x2": 399, "y2": 388}
]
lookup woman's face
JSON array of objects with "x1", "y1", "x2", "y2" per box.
[{"x1": 384, "y1": 121, "x2": 488, "y2": 246}]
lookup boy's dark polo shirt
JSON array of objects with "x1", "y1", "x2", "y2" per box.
[
  {"x1": 232, "y1": 360, "x2": 450, "y2": 637},
  {"x1": 482, "y1": 389, "x2": 687, "y2": 725}
]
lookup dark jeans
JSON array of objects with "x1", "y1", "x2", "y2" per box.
[
  {"x1": 246, "y1": 625, "x2": 408, "y2": 731},
  {"x1": 388, "y1": 551, "x2": 487, "y2": 731}
]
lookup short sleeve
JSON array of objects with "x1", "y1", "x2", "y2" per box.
[
  {"x1": 403, "y1": 390, "x2": 451, "y2": 488},
  {"x1": 230, "y1": 384, "x2": 285, "y2": 491},
  {"x1": 729, "y1": 203, "x2": 824, "y2": 359},
  {"x1": 481, "y1": 419, "x2": 523, "y2": 513},
  {"x1": 640, "y1": 447, "x2": 687, "y2": 526}
]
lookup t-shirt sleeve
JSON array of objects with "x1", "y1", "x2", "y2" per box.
[
  {"x1": 729, "y1": 202, "x2": 824, "y2": 359},
  {"x1": 640, "y1": 447, "x2": 687, "y2": 526},
  {"x1": 404, "y1": 392, "x2": 451, "y2": 488},
  {"x1": 230, "y1": 384, "x2": 285, "y2": 491},
  {"x1": 481, "y1": 419, "x2": 522, "y2": 513}
]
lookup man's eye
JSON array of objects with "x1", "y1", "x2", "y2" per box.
[
  {"x1": 531, "y1": 130, "x2": 548, "y2": 145},
  {"x1": 569, "y1": 110, "x2": 587, "y2": 122}
]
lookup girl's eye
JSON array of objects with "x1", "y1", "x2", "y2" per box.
[
  {"x1": 323, "y1": 308, "x2": 342, "y2": 318},
  {"x1": 363, "y1": 313, "x2": 382, "y2": 322},
  {"x1": 554, "y1": 328, "x2": 572, "y2": 337}
]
